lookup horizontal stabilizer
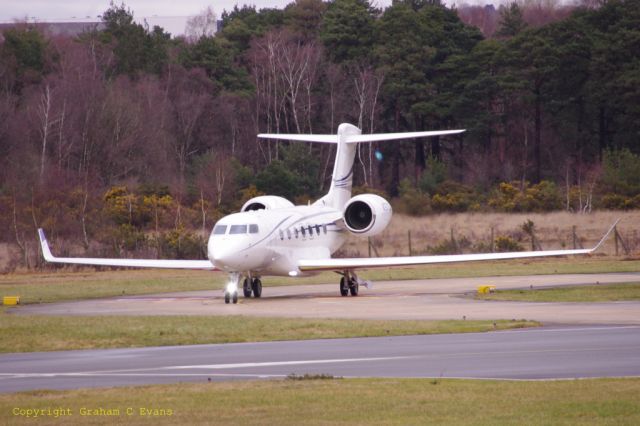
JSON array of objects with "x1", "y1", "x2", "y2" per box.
[
  {"x1": 345, "y1": 129, "x2": 465, "y2": 143},
  {"x1": 257, "y1": 128, "x2": 465, "y2": 144},
  {"x1": 257, "y1": 134, "x2": 339, "y2": 143}
]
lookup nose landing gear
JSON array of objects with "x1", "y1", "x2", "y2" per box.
[{"x1": 224, "y1": 273, "x2": 240, "y2": 304}]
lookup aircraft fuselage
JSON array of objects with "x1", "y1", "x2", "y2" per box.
[{"x1": 208, "y1": 205, "x2": 345, "y2": 277}]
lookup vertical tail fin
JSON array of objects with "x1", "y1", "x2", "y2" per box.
[
  {"x1": 313, "y1": 123, "x2": 360, "y2": 209},
  {"x1": 257, "y1": 123, "x2": 360, "y2": 210}
]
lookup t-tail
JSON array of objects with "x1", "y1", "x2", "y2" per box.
[{"x1": 257, "y1": 123, "x2": 465, "y2": 210}]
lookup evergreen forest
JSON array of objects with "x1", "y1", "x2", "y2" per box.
[{"x1": 1, "y1": 0, "x2": 639, "y2": 267}]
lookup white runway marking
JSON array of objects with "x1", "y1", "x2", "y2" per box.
[
  {"x1": 0, "y1": 356, "x2": 412, "y2": 380},
  {"x1": 163, "y1": 356, "x2": 413, "y2": 370},
  {"x1": 0, "y1": 373, "x2": 286, "y2": 379}
]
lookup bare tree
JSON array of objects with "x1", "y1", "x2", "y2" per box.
[
  {"x1": 185, "y1": 6, "x2": 217, "y2": 42},
  {"x1": 37, "y1": 84, "x2": 53, "y2": 179}
]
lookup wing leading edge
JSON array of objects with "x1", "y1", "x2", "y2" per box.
[
  {"x1": 38, "y1": 229, "x2": 216, "y2": 270},
  {"x1": 298, "y1": 221, "x2": 619, "y2": 272}
]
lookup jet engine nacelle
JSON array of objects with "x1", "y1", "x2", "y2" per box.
[
  {"x1": 343, "y1": 194, "x2": 392, "y2": 236},
  {"x1": 241, "y1": 195, "x2": 294, "y2": 212}
]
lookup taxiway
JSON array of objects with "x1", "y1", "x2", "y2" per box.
[
  {"x1": 1, "y1": 325, "x2": 639, "y2": 393},
  {"x1": 16, "y1": 273, "x2": 640, "y2": 325}
]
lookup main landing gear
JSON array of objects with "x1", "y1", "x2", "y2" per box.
[
  {"x1": 242, "y1": 277, "x2": 262, "y2": 298},
  {"x1": 339, "y1": 270, "x2": 359, "y2": 297},
  {"x1": 225, "y1": 273, "x2": 262, "y2": 304}
]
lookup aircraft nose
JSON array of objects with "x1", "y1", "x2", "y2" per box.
[
  {"x1": 210, "y1": 246, "x2": 234, "y2": 268},
  {"x1": 209, "y1": 238, "x2": 249, "y2": 270}
]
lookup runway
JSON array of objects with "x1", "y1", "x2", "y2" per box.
[
  {"x1": 17, "y1": 273, "x2": 640, "y2": 325},
  {"x1": 1, "y1": 325, "x2": 639, "y2": 393}
]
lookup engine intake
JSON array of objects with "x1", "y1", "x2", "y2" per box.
[{"x1": 343, "y1": 194, "x2": 392, "y2": 236}]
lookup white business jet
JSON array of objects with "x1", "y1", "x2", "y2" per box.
[{"x1": 38, "y1": 123, "x2": 616, "y2": 303}]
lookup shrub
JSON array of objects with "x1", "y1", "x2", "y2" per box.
[
  {"x1": 430, "y1": 181, "x2": 478, "y2": 212},
  {"x1": 395, "y1": 179, "x2": 431, "y2": 216},
  {"x1": 427, "y1": 235, "x2": 471, "y2": 255},
  {"x1": 418, "y1": 157, "x2": 447, "y2": 194},
  {"x1": 600, "y1": 193, "x2": 640, "y2": 210},
  {"x1": 494, "y1": 235, "x2": 524, "y2": 252},
  {"x1": 157, "y1": 226, "x2": 205, "y2": 259},
  {"x1": 488, "y1": 180, "x2": 562, "y2": 212},
  {"x1": 106, "y1": 224, "x2": 147, "y2": 252},
  {"x1": 103, "y1": 186, "x2": 151, "y2": 227}
]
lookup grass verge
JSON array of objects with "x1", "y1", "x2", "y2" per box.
[
  {"x1": 2, "y1": 258, "x2": 639, "y2": 305},
  {"x1": 477, "y1": 282, "x2": 640, "y2": 302},
  {"x1": 2, "y1": 378, "x2": 639, "y2": 425},
  {"x1": 0, "y1": 315, "x2": 537, "y2": 353}
]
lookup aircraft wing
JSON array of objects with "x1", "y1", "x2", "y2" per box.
[
  {"x1": 298, "y1": 221, "x2": 618, "y2": 272},
  {"x1": 38, "y1": 229, "x2": 216, "y2": 270}
]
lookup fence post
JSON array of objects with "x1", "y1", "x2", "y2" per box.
[
  {"x1": 408, "y1": 230, "x2": 412, "y2": 256},
  {"x1": 368, "y1": 237, "x2": 372, "y2": 258},
  {"x1": 572, "y1": 226, "x2": 584, "y2": 249}
]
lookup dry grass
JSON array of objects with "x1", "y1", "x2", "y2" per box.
[
  {"x1": 2, "y1": 378, "x2": 639, "y2": 425},
  {"x1": 344, "y1": 210, "x2": 640, "y2": 257}
]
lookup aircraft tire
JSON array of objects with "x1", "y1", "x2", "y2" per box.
[
  {"x1": 224, "y1": 292, "x2": 230, "y2": 304},
  {"x1": 232, "y1": 291, "x2": 238, "y2": 304},
  {"x1": 349, "y1": 281, "x2": 359, "y2": 296},
  {"x1": 243, "y1": 278, "x2": 252, "y2": 298},
  {"x1": 340, "y1": 277, "x2": 349, "y2": 296},
  {"x1": 252, "y1": 278, "x2": 262, "y2": 298}
]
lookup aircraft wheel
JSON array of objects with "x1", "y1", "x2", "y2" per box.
[
  {"x1": 339, "y1": 277, "x2": 349, "y2": 296},
  {"x1": 224, "y1": 292, "x2": 230, "y2": 304},
  {"x1": 349, "y1": 281, "x2": 359, "y2": 296},
  {"x1": 243, "y1": 278, "x2": 252, "y2": 298},
  {"x1": 252, "y1": 278, "x2": 262, "y2": 298},
  {"x1": 232, "y1": 291, "x2": 238, "y2": 304}
]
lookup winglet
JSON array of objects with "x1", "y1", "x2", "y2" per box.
[
  {"x1": 590, "y1": 219, "x2": 620, "y2": 253},
  {"x1": 37, "y1": 228, "x2": 55, "y2": 262}
]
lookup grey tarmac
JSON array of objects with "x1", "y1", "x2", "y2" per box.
[
  {"x1": 16, "y1": 272, "x2": 640, "y2": 325},
  {"x1": 1, "y1": 325, "x2": 639, "y2": 393}
]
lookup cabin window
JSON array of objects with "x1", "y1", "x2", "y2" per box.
[
  {"x1": 213, "y1": 225, "x2": 227, "y2": 235},
  {"x1": 323, "y1": 224, "x2": 327, "y2": 234},
  {"x1": 301, "y1": 226, "x2": 306, "y2": 237},
  {"x1": 315, "y1": 224, "x2": 321, "y2": 235},
  {"x1": 287, "y1": 229, "x2": 291, "y2": 240},
  {"x1": 308, "y1": 225, "x2": 313, "y2": 236},
  {"x1": 249, "y1": 224, "x2": 259, "y2": 234},
  {"x1": 229, "y1": 224, "x2": 247, "y2": 234},
  {"x1": 294, "y1": 228, "x2": 299, "y2": 238},
  {"x1": 279, "y1": 230, "x2": 284, "y2": 240}
]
